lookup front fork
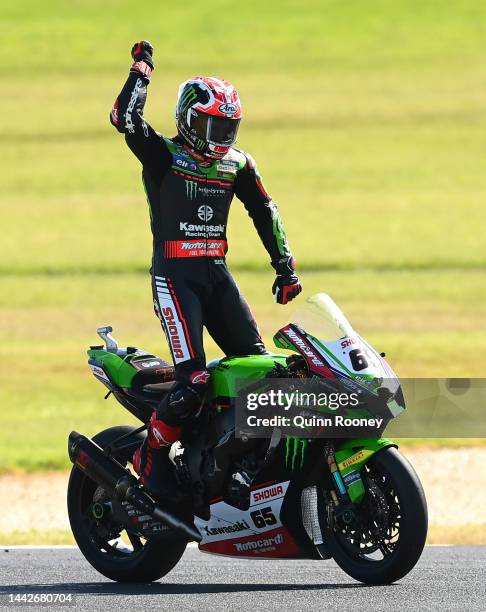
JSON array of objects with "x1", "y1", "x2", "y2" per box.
[{"x1": 333, "y1": 437, "x2": 397, "y2": 503}]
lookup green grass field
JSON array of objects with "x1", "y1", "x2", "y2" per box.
[{"x1": 1, "y1": 0, "x2": 486, "y2": 471}]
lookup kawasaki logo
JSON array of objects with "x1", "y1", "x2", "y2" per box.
[
  {"x1": 218, "y1": 102, "x2": 238, "y2": 115},
  {"x1": 198, "y1": 205, "x2": 213, "y2": 221},
  {"x1": 203, "y1": 520, "x2": 250, "y2": 536},
  {"x1": 185, "y1": 180, "x2": 198, "y2": 200},
  {"x1": 180, "y1": 222, "x2": 224, "y2": 233},
  {"x1": 233, "y1": 533, "x2": 283, "y2": 552}
]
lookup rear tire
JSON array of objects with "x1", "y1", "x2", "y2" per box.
[
  {"x1": 67, "y1": 426, "x2": 187, "y2": 583},
  {"x1": 324, "y1": 446, "x2": 427, "y2": 584}
]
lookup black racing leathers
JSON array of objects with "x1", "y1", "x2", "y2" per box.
[{"x1": 110, "y1": 65, "x2": 294, "y2": 385}]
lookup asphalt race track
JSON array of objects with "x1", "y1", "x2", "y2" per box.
[{"x1": 0, "y1": 546, "x2": 484, "y2": 611}]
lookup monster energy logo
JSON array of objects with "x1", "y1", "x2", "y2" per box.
[
  {"x1": 179, "y1": 85, "x2": 198, "y2": 114},
  {"x1": 285, "y1": 437, "x2": 308, "y2": 470},
  {"x1": 185, "y1": 180, "x2": 198, "y2": 200}
]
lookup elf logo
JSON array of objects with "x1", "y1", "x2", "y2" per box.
[
  {"x1": 162, "y1": 307, "x2": 184, "y2": 359},
  {"x1": 218, "y1": 102, "x2": 238, "y2": 115}
]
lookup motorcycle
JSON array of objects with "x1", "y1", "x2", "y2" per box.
[{"x1": 67, "y1": 293, "x2": 427, "y2": 585}]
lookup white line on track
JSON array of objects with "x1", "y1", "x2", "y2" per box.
[
  {"x1": 1, "y1": 542, "x2": 200, "y2": 550},
  {"x1": 1, "y1": 543, "x2": 450, "y2": 550}
]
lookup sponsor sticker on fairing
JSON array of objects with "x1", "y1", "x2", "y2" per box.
[
  {"x1": 343, "y1": 470, "x2": 362, "y2": 486},
  {"x1": 340, "y1": 450, "x2": 366, "y2": 469},
  {"x1": 203, "y1": 520, "x2": 251, "y2": 536},
  {"x1": 251, "y1": 483, "x2": 286, "y2": 505},
  {"x1": 89, "y1": 364, "x2": 110, "y2": 382},
  {"x1": 233, "y1": 532, "x2": 284, "y2": 553}
]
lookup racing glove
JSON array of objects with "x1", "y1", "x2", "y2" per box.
[
  {"x1": 272, "y1": 256, "x2": 302, "y2": 305},
  {"x1": 130, "y1": 40, "x2": 154, "y2": 79}
]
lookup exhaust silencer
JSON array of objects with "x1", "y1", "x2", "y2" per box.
[{"x1": 68, "y1": 431, "x2": 201, "y2": 542}]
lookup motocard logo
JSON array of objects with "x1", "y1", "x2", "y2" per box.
[
  {"x1": 198, "y1": 205, "x2": 213, "y2": 221},
  {"x1": 252, "y1": 485, "x2": 284, "y2": 504},
  {"x1": 284, "y1": 328, "x2": 327, "y2": 368},
  {"x1": 162, "y1": 307, "x2": 184, "y2": 359},
  {"x1": 203, "y1": 520, "x2": 250, "y2": 536},
  {"x1": 218, "y1": 102, "x2": 238, "y2": 115},
  {"x1": 233, "y1": 533, "x2": 284, "y2": 552},
  {"x1": 181, "y1": 241, "x2": 224, "y2": 250}
]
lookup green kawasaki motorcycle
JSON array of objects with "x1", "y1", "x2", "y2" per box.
[{"x1": 67, "y1": 293, "x2": 427, "y2": 585}]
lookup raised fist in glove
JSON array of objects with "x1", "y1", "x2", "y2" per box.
[{"x1": 131, "y1": 40, "x2": 154, "y2": 69}]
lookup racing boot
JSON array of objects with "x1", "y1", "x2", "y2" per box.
[{"x1": 133, "y1": 412, "x2": 182, "y2": 502}]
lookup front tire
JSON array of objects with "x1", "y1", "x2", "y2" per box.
[
  {"x1": 67, "y1": 426, "x2": 187, "y2": 583},
  {"x1": 324, "y1": 446, "x2": 427, "y2": 584}
]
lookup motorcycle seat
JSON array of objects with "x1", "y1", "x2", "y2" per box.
[{"x1": 142, "y1": 381, "x2": 177, "y2": 394}]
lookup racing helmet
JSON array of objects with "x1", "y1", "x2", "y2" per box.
[{"x1": 175, "y1": 76, "x2": 242, "y2": 159}]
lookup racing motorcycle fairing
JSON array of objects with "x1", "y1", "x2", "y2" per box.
[{"x1": 274, "y1": 293, "x2": 405, "y2": 418}]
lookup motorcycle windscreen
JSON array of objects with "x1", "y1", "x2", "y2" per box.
[
  {"x1": 291, "y1": 293, "x2": 354, "y2": 343},
  {"x1": 288, "y1": 294, "x2": 404, "y2": 411}
]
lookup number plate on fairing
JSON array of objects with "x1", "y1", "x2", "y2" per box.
[{"x1": 196, "y1": 481, "x2": 303, "y2": 558}]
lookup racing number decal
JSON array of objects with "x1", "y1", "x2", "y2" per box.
[
  {"x1": 250, "y1": 507, "x2": 277, "y2": 529},
  {"x1": 349, "y1": 348, "x2": 369, "y2": 371}
]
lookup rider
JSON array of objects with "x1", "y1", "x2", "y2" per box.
[{"x1": 110, "y1": 41, "x2": 302, "y2": 499}]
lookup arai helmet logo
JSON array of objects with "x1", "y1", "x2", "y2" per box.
[
  {"x1": 218, "y1": 102, "x2": 238, "y2": 115},
  {"x1": 198, "y1": 205, "x2": 213, "y2": 221}
]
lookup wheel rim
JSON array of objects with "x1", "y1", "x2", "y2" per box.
[
  {"x1": 76, "y1": 456, "x2": 150, "y2": 561},
  {"x1": 331, "y1": 461, "x2": 402, "y2": 562}
]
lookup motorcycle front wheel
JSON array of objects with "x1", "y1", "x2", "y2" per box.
[{"x1": 324, "y1": 446, "x2": 428, "y2": 584}]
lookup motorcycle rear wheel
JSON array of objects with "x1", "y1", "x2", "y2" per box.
[
  {"x1": 324, "y1": 446, "x2": 427, "y2": 584},
  {"x1": 67, "y1": 425, "x2": 187, "y2": 583}
]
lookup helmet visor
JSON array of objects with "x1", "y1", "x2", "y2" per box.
[
  {"x1": 208, "y1": 116, "x2": 240, "y2": 145},
  {"x1": 190, "y1": 111, "x2": 240, "y2": 146}
]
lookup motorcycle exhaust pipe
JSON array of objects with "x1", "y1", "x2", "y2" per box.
[{"x1": 68, "y1": 431, "x2": 201, "y2": 542}]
